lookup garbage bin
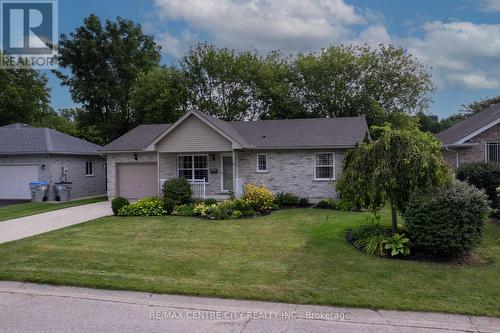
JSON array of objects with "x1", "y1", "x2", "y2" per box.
[
  {"x1": 28, "y1": 182, "x2": 49, "y2": 203},
  {"x1": 55, "y1": 182, "x2": 72, "y2": 201}
]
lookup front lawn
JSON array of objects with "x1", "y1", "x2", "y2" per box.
[
  {"x1": 0, "y1": 208, "x2": 498, "y2": 316},
  {"x1": 0, "y1": 196, "x2": 107, "y2": 222}
]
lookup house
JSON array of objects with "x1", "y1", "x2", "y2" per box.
[
  {"x1": 437, "y1": 103, "x2": 500, "y2": 168},
  {"x1": 0, "y1": 123, "x2": 106, "y2": 200},
  {"x1": 99, "y1": 110, "x2": 369, "y2": 201}
]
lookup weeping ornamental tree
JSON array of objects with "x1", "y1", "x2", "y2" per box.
[{"x1": 337, "y1": 126, "x2": 450, "y2": 232}]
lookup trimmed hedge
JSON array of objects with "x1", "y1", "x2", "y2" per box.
[
  {"x1": 118, "y1": 197, "x2": 165, "y2": 216},
  {"x1": 404, "y1": 181, "x2": 490, "y2": 257}
]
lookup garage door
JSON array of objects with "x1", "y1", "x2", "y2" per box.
[
  {"x1": 0, "y1": 165, "x2": 39, "y2": 199},
  {"x1": 117, "y1": 163, "x2": 157, "y2": 199}
]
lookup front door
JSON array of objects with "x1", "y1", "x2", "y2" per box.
[{"x1": 222, "y1": 155, "x2": 233, "y2": 192}]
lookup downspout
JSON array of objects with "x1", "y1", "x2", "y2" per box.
[{"x1": 445, "y1": 146, "x2": 459, "y2": 168}]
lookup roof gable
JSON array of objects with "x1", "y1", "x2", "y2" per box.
[{"x1": 437, "y1": 103, "x2": 500, "y2": 145}]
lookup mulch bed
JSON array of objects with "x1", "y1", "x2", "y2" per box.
[{"x1": 344, "y1": 230, "x2": 492, "y2": 266}]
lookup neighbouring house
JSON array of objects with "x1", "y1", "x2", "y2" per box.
[
  {"x1": 0, "y1": 123, "x2": 106, "y2": 200},
  {"x1": 99, "y1": 110, "x2": 369, "y2": 201},
  {"x1": 437, "y1": 103, "x2": 500, "y2": 168}
]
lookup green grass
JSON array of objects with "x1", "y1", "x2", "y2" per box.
[
  {"x1": 0, "y1": 196, "x2": 107, "y2": 222},
  {"x1": 0, "y1": 208, "x2": 499, "y2": 316}
]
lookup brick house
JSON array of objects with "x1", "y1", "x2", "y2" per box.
[
  {"x1": 437, "y1": 104, "x2": 500, "y2": 168},
  {"x1": 99, "y1": 110, "x2": 369, "y2": 201}
]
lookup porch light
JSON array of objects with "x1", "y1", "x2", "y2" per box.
[
  {"x1": 211, "y1": 154, "x2": 216, "y2": 161},
  {"x1": 133, "y1": 153, "x2": 138, "y2": 161}
]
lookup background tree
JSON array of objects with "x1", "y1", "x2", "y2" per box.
[
  {"x1": 337, "y1": 126, "x2": 450, "y2": 232},
  {"x1": 294, "y1": 45, "x2": 435, "y2": 127},
  {"x1": 130, "y1": 66, "x2": 189, "y2": 124},
  {"x1": 55, "y1": 14, "x2": 161, "y2": 143},
  {"x1": 0, "y1": 67, "x2": 51, "y2": 126},
  {"x1": 181, "y1": 43, "x2": 262, "y2": 120}
]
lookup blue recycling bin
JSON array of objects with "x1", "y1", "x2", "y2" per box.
[{"x1": 28, "y1": 181, "x2": 49, "y2": 202}]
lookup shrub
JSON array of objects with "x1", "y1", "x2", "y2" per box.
[
  {"x1": 243, "y1": 209, "x2": 257, "y2": 217},
  {"x1": 316, "y1": 198, "x2": 337, "y2": 209},
  {"x1": 355, "y1": 234, "x2": 387, "y2": 256},
  {"x1": 383, "y1": 233, "x2": 410, "y2": 256},
  {"x1": 111, "y1": 197, "x2": 129, "y2": 215},
  {"x1": 404, "y1": 181, "x2": 490, "y2": 257},
  {"x1": 162, "y1": 197, "x2": 176, "y2": 214},
  {"x1": 276, "y1": 192, "x2": 299, "y2": 206},
  {"x1": 298, "y1": 197, "x2": 310, "y2": 206},
  {"x1": 223, "y1": 198, "x2": 250, "y2": 212},
  {"x1": 204, "y1": 198, "x2": 218, "y2": 205},
  {"x1": 117, "y1": 197, "x2": 164, "y2": 216},
  {"x1": 172, "y1": 203, "x2": 196, "y2": 216},
  {"x1": 230, "y1": 210, "x2": 243, "y2": 219},
  {"x1": 243, "y1": 184, "x2": 275, "y2": 212},
  {"x1": 163, "y1": 178, "x2": 192, "y2": 204},
  {"x1": 456, "y1": 162, "x2": 500, "y2": 207}
]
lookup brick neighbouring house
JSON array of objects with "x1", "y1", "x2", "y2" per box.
[{"x1": 437, "y1": 103, "x2": 500, "y2": 168}]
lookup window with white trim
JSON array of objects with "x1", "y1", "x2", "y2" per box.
[
  {"x1": 178, "y1": 155, "x2": 209, "y2": 182},
  {"x1": 486, "y1": 142, "x2": 500, "y2": 163},
  {"x1": 314, "y1": 153, "x2": 335, "y2": 180},
  {"x1": 256, "y1": 154, "x2": 267, "y2": 172},
  {"x1": 85, "y1": 161, "x2": 95, "y2": 176}
]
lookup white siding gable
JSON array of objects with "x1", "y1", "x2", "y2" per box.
[{"x1": 156, "y1": 114, "x2": 232, "y2": 152}]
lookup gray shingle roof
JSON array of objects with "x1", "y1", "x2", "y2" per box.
[
  {"x1": 100, "y1": 124, "x2": 171, "y2": 151},
  {"x1": 437, "y1": 103, "x2": 500, "y2": 145},
  {"x1": 100, "y1": 112, "x2": 368, "y2": 152},
  {"x1": 0, "y1": 124, "x2": 102, "y2": 155}
]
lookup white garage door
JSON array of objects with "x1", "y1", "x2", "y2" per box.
[
  {"x1": 117, "y1": 163, "x2": 157, "y2": 200},
  {"x1": 0, "y1": 165, "x2": 39, "y2": 199}
]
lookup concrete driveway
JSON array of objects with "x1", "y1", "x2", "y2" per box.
[
  {"x1": 0, "y1": 281, "x2": 498, "y2": 333},
  {"x1": 0, "y1": 201, "x2": 112, "y2": 244}
]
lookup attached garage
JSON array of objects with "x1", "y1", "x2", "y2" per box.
[
  {"x1": 0, "y1": 164, "x2": 39, "y2": 199},
  {"x1": 117, "y1": 163, "x2": 157, "y2": 199}
]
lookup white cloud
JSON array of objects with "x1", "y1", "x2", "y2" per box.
[
  {"x1": 149, "y1": 0, "x2": 500, "y2": 91},
  {"x1": 153, "y1": 0, "x2": 364, "y2": 52},
  {"x1": 406, "y1": 21, "x2": 500, "y2": 89},
  {"x1": 482, "y1": 0, "x2": 500, "y2": 12}
]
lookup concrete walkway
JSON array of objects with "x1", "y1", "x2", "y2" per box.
[
  {"x1": 0, "y1": 201, "x2": 112, "y2": 244},
  {"x1": 0, "y1": 282, "x2": 498, "y2": 333}
]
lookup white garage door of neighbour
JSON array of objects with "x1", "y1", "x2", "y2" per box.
[{"x1": 0, "y1": 165, "x2": 39, "y2": 199}]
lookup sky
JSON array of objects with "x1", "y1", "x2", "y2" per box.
[{"x1": 45, "y1": 0, "x2": 500, "y2": 119}]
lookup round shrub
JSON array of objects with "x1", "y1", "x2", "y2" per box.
[
  {"x1": 404, "y1": 181, "x2": 490, "y2": 257},
  {"x1": 163, "y1": 178, "x2": 192, "y2": 204},
  {"x1": 111, "y1": 197, "x2": 129, "y2": 215},
  {"x1": 243, "y1": 184, "x2": 275, "y2": 212},
  {"x1": 162, "y1": 197, "x2": 176, "y2": 214},
  {"x1": 204, "y1": 198, "x2": 218, "y2": 205},
  {"x1": 456, "y1": 162, "x2": 500, "y2": 207}
]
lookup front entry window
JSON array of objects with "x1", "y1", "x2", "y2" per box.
[
  {"x1": 178, "y1": 155, "x2": 208, "y2": 182},
  {"x1": 486, "y1": 142, "x2": 500, "y2": 163}
]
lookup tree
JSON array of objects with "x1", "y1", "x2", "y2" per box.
[
  {"x1": 294, "y1": 45, "x2": 435, "y2": 127},
  {"x1": 0, "y1": 67, "x2": 51, "y2": 126},
  {"x1": 55, "y1": 14, "x2": 161, "y2": 143},
  {"x1": 130, "y1": 66, "x2": 189, "y2": 124},
  {"x1": 337, "y1": 126, "x2": 450, "y2": 232},
  {"x1": 181, "y1": 43, "x2": 261, "y2": 120}
]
